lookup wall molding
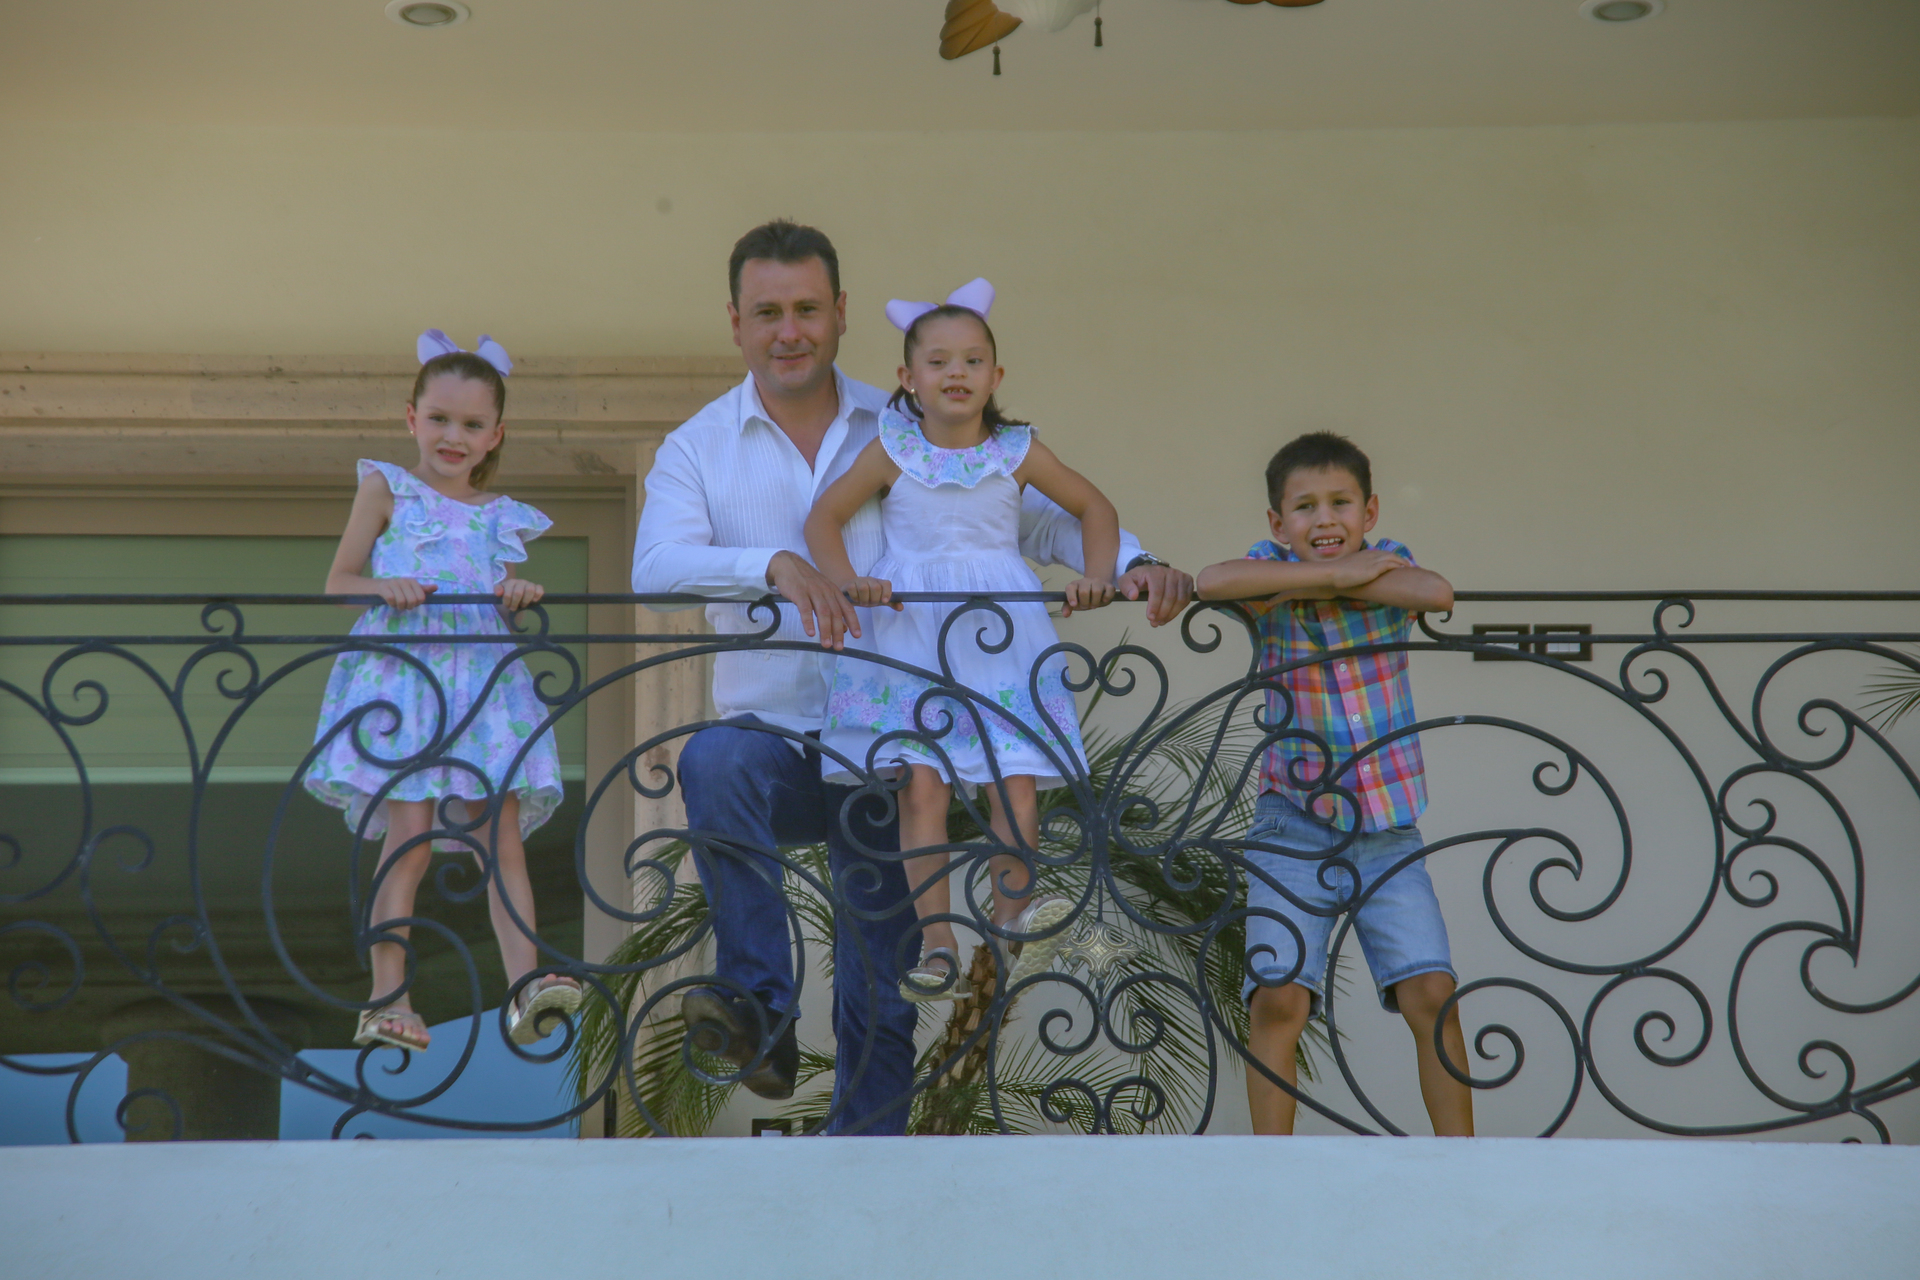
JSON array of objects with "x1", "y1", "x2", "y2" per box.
[{"x1": 0, "y1": 352, "x2": 742, "y2": 478}]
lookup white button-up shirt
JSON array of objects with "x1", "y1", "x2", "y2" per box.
[{"x1": 631, "y1": 369, "x2": 1143, "y2": 738}]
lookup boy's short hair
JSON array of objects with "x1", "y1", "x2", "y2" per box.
[
  {"x1": 1265, "y1": 431, "x2": 1374, "y2": 510},
  {"x1": 728, "y1": 219, "x2": 841, "y2": 305}
]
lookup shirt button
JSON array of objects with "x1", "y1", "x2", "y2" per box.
[
  {"x1": 1350, "y1": 714, "x2": 1361, "y2": 723},
  {"x1": 1362, "y1": 764, "x2": 1372, "y2": 773},
  {"x1": 1338, "y1": 663, "x2": 1347, "y2": 671}
]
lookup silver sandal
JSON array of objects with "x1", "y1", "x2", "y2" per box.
[
  {"x1": 507, "y1": 974, "x2": 583, "y2": 1045},
  {"x1": 1004, "y1": 896, "x2": 1075, "y2": 987},
  {"x1": 900, "y1": 947, "x2": 972, "y2": 1003}
]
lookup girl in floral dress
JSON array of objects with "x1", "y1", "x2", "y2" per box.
[
  {"x1": 307, "y1": 331, "x2": 578, "y2": 1052},
  {"x1": 805, "y1": 283, "x2": 1120, "y2": 1002}
]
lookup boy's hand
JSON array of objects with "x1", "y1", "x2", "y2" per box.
[
  {"x1": 1061, "y1": 577, "x2": 1116, "y2": 616},
  {"x1": 841, "y1": 576, "x2": 902, "y2": 610},
  {"x1": 496, "y1": 578, "x2": 545, "y2": 611},
  {"x1": 1329, "y1": 549, "x2": 1411, "y2": 591},
  {"x1": 374, "y1": 578, "x2": 436, "y2": 611}
]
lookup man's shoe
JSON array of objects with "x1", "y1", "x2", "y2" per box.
[{"x1": 680, "y1": 988, "x2": 799, "y2": 1101}]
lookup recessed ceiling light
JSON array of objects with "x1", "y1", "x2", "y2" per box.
[
  {"x1": 1580, "y1": 0, "x2": 1663, "y2": 22},
  {"x1": 385, "y1": 0, "x2": 470, "y2": 28}
]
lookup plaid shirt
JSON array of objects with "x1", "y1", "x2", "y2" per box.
[{"x1": 1240, "y1": 537, "x2": 1427, "y2": 832}]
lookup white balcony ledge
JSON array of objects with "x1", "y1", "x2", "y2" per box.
[{"x1": 4, "y1": 1134, "x2": 1915, "y2": 1280}]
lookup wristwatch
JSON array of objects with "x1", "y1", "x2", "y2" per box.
[{"x1": 1124, "y1": 552, "x2": 1168, "y2": 574}]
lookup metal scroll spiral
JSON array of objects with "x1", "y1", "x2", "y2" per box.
[{"x1": 2, "y1": 592, "x2": 1915, "y2": 1141}]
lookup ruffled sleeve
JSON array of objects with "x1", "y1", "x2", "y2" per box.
[
  {"x1": 487, "y1": 496, "x2": 553, "y2": 580},
  {"x1": 358, "y1": 459, "x2": 448, "y2": 551}
]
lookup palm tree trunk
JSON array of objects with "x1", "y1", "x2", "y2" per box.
[{"x1": 911, "y1": 942, "x2": 1005, "y2": 1135}]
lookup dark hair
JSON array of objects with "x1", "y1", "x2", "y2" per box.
[
  {"x1": 1265, "y1": 431, "x2": 1373, "y2": 510},
  {"x1": 728, "y1": 219, "x2": 841, "y2": 305},
  {"x1": 410, "y1": 353, "x2": 508, "y2": 490},
  {"x1": 885, "y1": 304, "x2": 1028, "y2": 435}
]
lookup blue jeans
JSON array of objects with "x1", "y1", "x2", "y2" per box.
[
  {"x1": 1242, "y1": 793, "x2": 1454, "y2": 1017},
  {"x1": 678, "y1": 719, "x2": 919, "y2": 1135}
]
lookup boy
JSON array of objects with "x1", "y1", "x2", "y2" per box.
[{"x1": 1195, "y1": 431, "x2": 1472, "y2": 1137}]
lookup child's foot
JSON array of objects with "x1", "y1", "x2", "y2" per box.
[
  {"x1": 507, "y1": 974, "x2": 583, "y2": 1045},
  {"x1": 1003, "y1": 896, "x2": 1075, "y2": 987},
  {"x1": 355, "y1": 1002, "x2": 431, "y2": 1052},
  {"x1": 900, "y1": 947, "x2": 972, "y2": 1003}
]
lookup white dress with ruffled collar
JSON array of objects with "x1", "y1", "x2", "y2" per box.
[{"x1": 820, "y1": 411, "x2": 1088, "y2": 792}]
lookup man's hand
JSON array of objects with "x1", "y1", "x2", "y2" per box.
[
  {"x1": 1328, "y1": 549, "x2": 1411, "y2": 592},
  {"x1": 1060, "y1": 576, "x2": 1116, "y2": 617},
  {"x1": 768, "y1": 550, "x2": 862, "y2": 651},
  {"x1": 373, "y1": 578, "x2": 436, "y2": 611},
  {"x1": 496, "y1": 578, "x2": 545, "y2": 611},
  {"x1": 1117, "y1": 564, "x2": 1196, "y2": 627}
]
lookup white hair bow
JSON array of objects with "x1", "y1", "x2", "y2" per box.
[
  {"x1": 884, "y1": 278, "x2": 996, "y2": 332},
  {"x1": 416, "y1": 329, "x2": 513, "y2": 377}
]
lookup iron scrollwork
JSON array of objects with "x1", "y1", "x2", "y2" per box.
[{"x1": 1, "y1": 589, "x2": 1915, "y2": 1141}]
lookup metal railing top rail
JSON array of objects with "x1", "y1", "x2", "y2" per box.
[{"x1": 2, "y1": 589, "x2": 1919, "y2": 607}]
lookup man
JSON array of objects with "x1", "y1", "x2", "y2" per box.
[{"x1": 631, "y1": 220, "x2": 1194, "y2": 1134}]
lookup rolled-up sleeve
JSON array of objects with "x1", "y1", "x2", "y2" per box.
[
  {"x1": 1015, "y1": 486, "x2": 1144, "y2": 581},
  {"x1": 631, "y1": 433, "x2": 780, "y2": 605}
]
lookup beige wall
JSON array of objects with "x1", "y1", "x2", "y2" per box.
[
  {"x1": 6, "y1": 117, "x2": 1917, "y2": 591},
  {"x1": 6, "y1": 116, "x2": 1917, "y2": 1138}
]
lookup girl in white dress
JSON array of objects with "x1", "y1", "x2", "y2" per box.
[{"x1": 805, "y1": 283, "x2": 1120, "y2": 1002}]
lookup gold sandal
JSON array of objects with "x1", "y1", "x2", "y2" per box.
[{"x1": 354, "y1": 1003, "x2": 431, "y2": 1052}]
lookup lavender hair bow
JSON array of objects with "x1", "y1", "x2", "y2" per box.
[
  {"x1": 416, "y1": 329, "x2": 513, "y2": 377},
  {"x1": 884, "y1": 278, "x2": 996, "y2": 332}
]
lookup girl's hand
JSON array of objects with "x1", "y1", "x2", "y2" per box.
[
  {"x1": 1060, "y1": 577, "x2": 1115, "y2": 616},
  {"x1": 496, "y1": 578, "x2": 545, "y2": 611},
  {"x1": 842, "y1": 577, "x2": 901, "y2": 610},
  {"x1": 374, "y1": 578, "x2": 436, "y2": 611}
]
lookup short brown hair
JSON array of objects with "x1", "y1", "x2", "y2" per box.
[
  {"x1": 728, "y1": 220, "x2": 841, "y2": 305},
  {"x1": 1266, "y1": 431, "x2": 1373, "y2": 511},
  {"x1": 410, "y1": 353, "x2": 507, "y2": 489}
]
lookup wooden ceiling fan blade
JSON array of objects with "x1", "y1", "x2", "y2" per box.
[{"x1": 941, "y1": 0, "x2": 1023, "y2": 60}]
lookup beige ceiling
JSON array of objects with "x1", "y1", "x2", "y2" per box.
[{"x1": 1, "y1": 0, "x2": 1915, "y2": 132}]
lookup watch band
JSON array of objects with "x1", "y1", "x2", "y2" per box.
[{"x1": 1124, "y1": 552, "x2": 1168, "y2": 573}]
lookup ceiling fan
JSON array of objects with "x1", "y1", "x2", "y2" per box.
[{"x1": 940, "y1": 0, "x2": 1325, "y2": 62}]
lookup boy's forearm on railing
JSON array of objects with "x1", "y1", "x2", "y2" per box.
[
  {"x1": 1195, "y1": 559, "x2": 1331, "y2": 601},
  {"x1": 1341, "y1": 567, "x2": 1455, "y2": 612}
]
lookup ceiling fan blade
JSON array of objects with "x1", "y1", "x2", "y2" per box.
[{"x1": 941, "y1": 0, "x2": 1024, "y2": 60}]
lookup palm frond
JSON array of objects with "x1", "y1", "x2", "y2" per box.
[
  {"x1": 1862, "y1": 656, "x2": 1920, "y2": 730},
  {"x1": 572, "y1": 644, "x2": 1331, "y2": 1135}
]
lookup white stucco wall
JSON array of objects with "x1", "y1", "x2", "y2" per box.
[{"x1": 4, "y1": 117, "x2": 1918, "y2": 592}]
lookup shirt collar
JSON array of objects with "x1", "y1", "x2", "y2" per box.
[{"x1": 738, "y1": 365, "x2": 870, "y2": 437}]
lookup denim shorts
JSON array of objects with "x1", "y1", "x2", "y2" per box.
[{"x1": 1241, "y1": 793, "x2": 1454, "y2": 1017}]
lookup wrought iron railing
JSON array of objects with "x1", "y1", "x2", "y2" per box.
[{"x1": 2, "y1": 590, "x2": 1915, "y2": 1142}]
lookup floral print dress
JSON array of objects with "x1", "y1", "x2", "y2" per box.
[
  {"x1": 305, "y1": 460, "x2": 565, "y2": 840},
  {"x1": 820, "y1": 410, "x2": 1088, "y2": 792}
]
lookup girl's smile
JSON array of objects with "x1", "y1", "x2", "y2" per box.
[
  {"x1": 406, "y1": 373, "x2": 505, "y2": 497},
  {"x1": 899, "y1": 312, "x2": 1003, "y2": 446}
]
